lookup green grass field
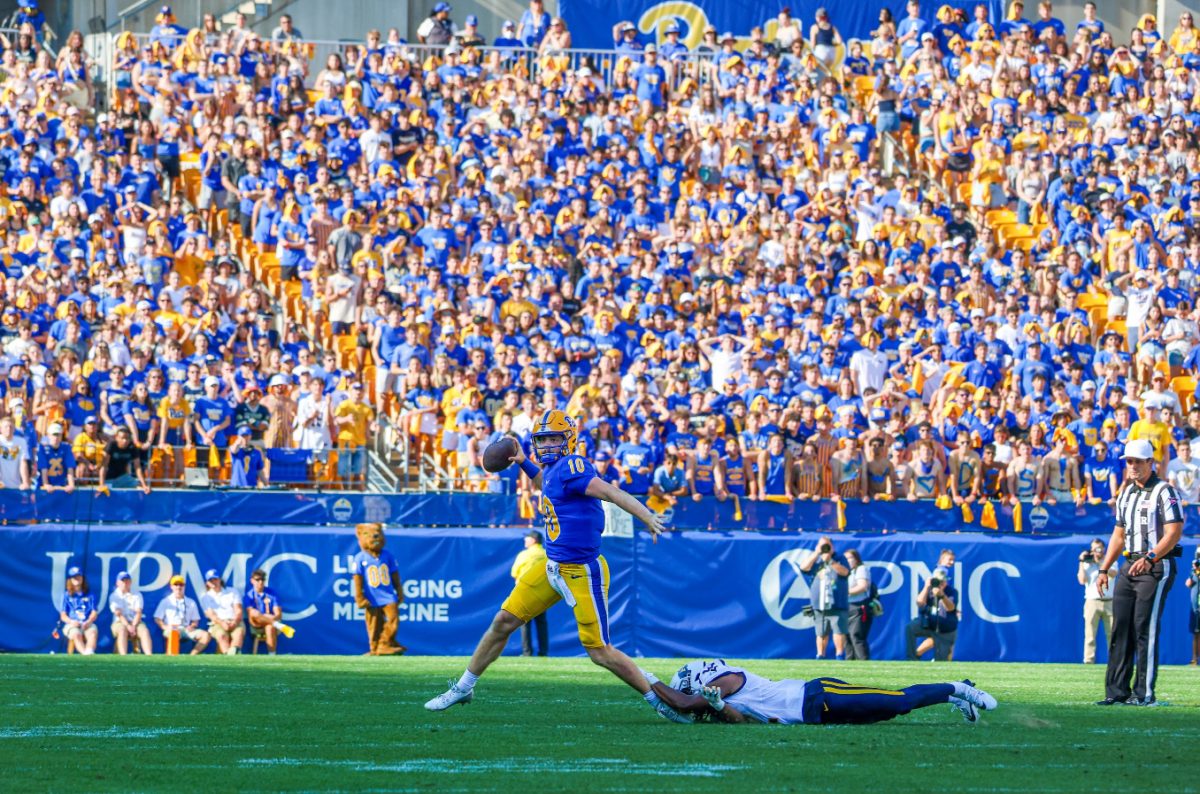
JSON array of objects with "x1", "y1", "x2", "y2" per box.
[{"x1": 3, "y1": 655, "x2": 1200, "y2": 793}]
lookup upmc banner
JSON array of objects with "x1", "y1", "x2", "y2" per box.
[
  {"x1": 6, "y1": 524, "x2": 1196, "y2": 664},
  {"x1": 558, "y1": 0, "x2": 1005, "y2": 50}
]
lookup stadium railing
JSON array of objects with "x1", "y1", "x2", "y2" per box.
[{"x1": 70, "y1": 443, "x2": 373, "y2": 491}]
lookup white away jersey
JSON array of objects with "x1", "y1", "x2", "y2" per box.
[{"x1": 672, "y1": 659, "x2": 810, "y2": 724}]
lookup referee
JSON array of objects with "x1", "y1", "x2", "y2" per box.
[{"x1": 1095, "y1": 439, "x2": 1183, "y2": 706}]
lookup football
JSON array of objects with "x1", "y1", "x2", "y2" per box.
[{"x1": 482, "y1": 436, "x2": 519, "y2": 473}]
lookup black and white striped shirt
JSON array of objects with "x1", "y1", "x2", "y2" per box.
[{"x1": 1115, "y1": 474, "x2": 1185, "y2": 555}]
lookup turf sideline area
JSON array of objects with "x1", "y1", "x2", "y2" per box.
[{"x1": 3, "y1": 655, "x2": 1199, "y2": 792}]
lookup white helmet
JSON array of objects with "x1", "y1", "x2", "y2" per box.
[{"x1": 669, "y1": 661, "x2": 704, "y2": 695}]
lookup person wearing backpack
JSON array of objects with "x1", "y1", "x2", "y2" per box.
[{"x1": 846, "y1": 549, "x2": 879, "y2": 660}]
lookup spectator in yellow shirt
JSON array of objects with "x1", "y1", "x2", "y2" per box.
[
  {"x1": 72, "y1": 416, "x2": 106, "y2": 484},
  {"x1": 1128, "y1": 398, "x2": 1174, "y2": 477},
  {"x1": 334, "y1": 381, "x2": 375, "y2": 485},
  {"x1": 511, "y1": 531, "x2": 548, "y2": 657}
]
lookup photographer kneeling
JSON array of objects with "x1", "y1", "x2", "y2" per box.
[
  {"x1": 905, "y1": 550, "x2": 958, "y2": 661},
  {"x1": 799, "y1": 536, "x2": 850, "y2": 661}
]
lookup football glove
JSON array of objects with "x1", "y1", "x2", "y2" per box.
[{"x1": 701, "y1": 685, "x2": 726, "y2": 712}]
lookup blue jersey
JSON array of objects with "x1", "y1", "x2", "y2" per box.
[
  {"x1": 764, "y1": 453, "x2": 788, "y2": 496},
  {"x1": 243, "y1": 586, "x2": 282, "y2": 615},
  {"x1": 540, "y1": 453, "x2": 604, "y2": 564},
  {"x1": 38, "y1": 443, "x2": 75, "y2": 486},
  {"x1": 351, "y1": 549, "x2": 400, "y2": 606},
  {"x1": 60, "y1": 590, "x2": 96, "y2": 621},
  {"x1": 692, "y1": 452, "x2": 716, "y2": 495},
  {"x1": 1084, "y1": 459, "x2": 1116, "y2": 502}
]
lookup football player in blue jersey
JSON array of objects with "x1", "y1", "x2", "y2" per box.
[{"x1": 425, "y1": 410, "x2": 686, "y2": 721}]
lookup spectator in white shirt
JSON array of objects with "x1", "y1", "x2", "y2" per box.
[
  {"x1": 200, "y1": 569, "x2": 245, "y2": 655},
  {"x1": 0, "y1": 416, "x2": 29, "y2": 489},
  {"x1": 849, "y1": 332, "x2": 889, "y2": 394},
  {"x1": 153, "y1": 575, "x2": 210, "y2": 654},
  {"x1": 110, "y1": 571, "x2": 152, "y2": 655},
  {"x1": 1169, "y1": 439, "x2": 1200, "y2": 504}
]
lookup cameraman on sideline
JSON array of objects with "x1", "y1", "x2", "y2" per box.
[
  {"x1": 845, "y1": 549, "x2": 874, "y2": 660},
  {"x1": 799, "y1": 536, "x2": 850, "y2": 661},
  {"x1": 1188, "y1": 549, "x2": 1200, "y2": 666},
  {"x1": 905, "y1": 549, "x2": 958, "y2": 661},
  {"x1": 1079, "y1": 538, "x2": 1114, "y2": 664}
]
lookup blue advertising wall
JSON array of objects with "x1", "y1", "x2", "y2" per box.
[
  {"x1": 558, "y1": 0, "x2": 1006, "y2": 50},
  {"x1": 9, "y1": 523, "x2": 1197, "y2": 664}
]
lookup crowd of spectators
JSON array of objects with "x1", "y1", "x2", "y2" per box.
[{"x1": 0, "y1": 1, "x2": 1199, "y2": 508}]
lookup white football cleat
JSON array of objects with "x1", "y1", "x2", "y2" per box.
[
  {"x1": 955, "y1": 679, "x2": 998, "y2": 712},
  {"x1": 424, "y1": 680, "x2": 474, "y2": 711},
  {"x1": 949, "y1": 696, "x2": 978, "y2": 723}
]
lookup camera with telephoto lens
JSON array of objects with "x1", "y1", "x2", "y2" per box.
[
  {"x1": 1080, "y1": 550, "x2": 1093, "y2": 563},
  {"x1": 921, "y1": 577, "x2": 944, "y2": 630},
  {"x1": 819, "y1": 541, "x2": 832, "y2": 554}
]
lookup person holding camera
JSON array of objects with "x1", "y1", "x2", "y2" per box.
[
  {"x1": 845, "y1": 549, "x2": 876, "y2": 660},
  {"x1": 1078, "y1": 538, "x2": 1114, "y2": 664},
  {"x1": 905, "y1": 550, "x2": 958, "y2": 661},
  {"x1": 1186, "y1": 549, "x2": 1200, "y2": 666},
  {"x1": 799, "y1": 536, "x2": 850, "y2": 661}
]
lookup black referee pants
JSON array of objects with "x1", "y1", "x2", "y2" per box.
[{"x1": 1105, "y1": 559, "x2": 1176, "y2": 702}]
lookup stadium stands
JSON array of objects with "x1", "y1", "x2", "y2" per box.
[{"x1": 0, "y1": 2, "x2": 1199, "y2": 510}]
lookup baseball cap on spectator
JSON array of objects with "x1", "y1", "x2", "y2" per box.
[
  {"x1": 433, "y1": 2, "x2": 451, "y2": 12},
  {"x1": 204, "y1": 569, "x2": 221, "y2": 582},
  {"x1": 67, "y1": 566, "x2": 82, "y2": 578},
  {"x1": 48, "y1": 422, "x2": 63, "y2": 435},
  {"x1": 83, "y1": 415, "x2": 97, "y2": 425},
  {"x1": 169, "y1": 575, "x2": 185, "y2": 586},
  {"x1": 116, "y1": 571, "x2": 131, "y2": 582},
  {"x1": 236, "y1": 426, "x2": 252, "y2": 437},
  {"x1": 269, "y1": 374, "x2": 291, "y2": 388},
  {"x1": 204, "y1": 376, "x2": 220, "y2": 387},
  {"x1": 465, "y1": 13, "x2": 478, "y2": 25}
]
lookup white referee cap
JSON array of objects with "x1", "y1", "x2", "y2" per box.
[{"x1": 1122, "y1": 439, "x2": 1155, "y2": 460}]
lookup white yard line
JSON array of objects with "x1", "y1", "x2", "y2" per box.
[{"x1": 237, "y1": 757, "x2": 743, "y2": 778}]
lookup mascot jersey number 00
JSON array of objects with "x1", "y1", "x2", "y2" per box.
[{"x1": 351, "y1": 522, "x2": 407, "y2": 656}]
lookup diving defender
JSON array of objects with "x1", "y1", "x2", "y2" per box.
[
  {"x1": 424, "y1": 410, "x2": 686, "y2": 722},
  {"x1": 650, "y1": 659, "x2": 998, "y2": 725}
]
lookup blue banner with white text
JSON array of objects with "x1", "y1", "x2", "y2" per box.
[{"x1": 6, "y1": 524, "x2": 1197, "y2": 666}]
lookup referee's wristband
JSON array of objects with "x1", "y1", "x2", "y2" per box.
[{"x1": 518, "y1": 458, "x2": 541, "y2": 480}]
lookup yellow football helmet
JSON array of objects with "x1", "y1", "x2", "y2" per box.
[{"x1": 532, "y1": 409, "x2": 577, "y2": 464}]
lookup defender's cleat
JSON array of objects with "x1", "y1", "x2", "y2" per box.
[
  {"x1": 424, "y1": 680, "x2": 475, "y2": 711},
  {"x1": 949, "y1": 696, "x2": 978, "y2": 723},
  {"x1": 956, "y1": 679, "x2": 998, "y2": 712}
]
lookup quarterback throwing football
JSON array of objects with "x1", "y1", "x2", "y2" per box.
[
  {"x1": 649, "y1": 659, "x2": 998, "y2": 725},
  {"x1": 425, "y1": 410, "x2": 686, "y2": 722}
]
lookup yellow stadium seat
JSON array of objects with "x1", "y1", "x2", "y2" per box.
[
  {"x1": 1078, "y1": 292, "x2": 1108, "y2": 311},
  {"x1": 1087, "y1": 306, "x2": 1107, "y2": 339},
  {"x1": 985, "y1": 209, "x2": 1017, "y2": 226},
  {"x1": 1172, "y1": 376, "x2": 1196, "y2": 412}
]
